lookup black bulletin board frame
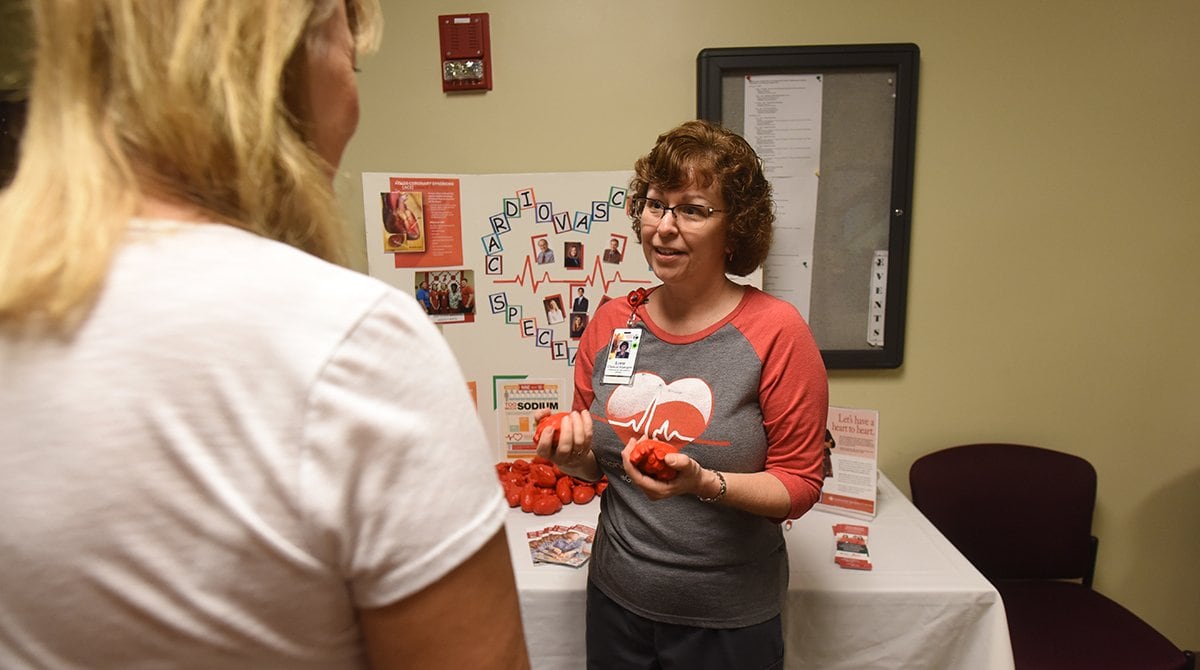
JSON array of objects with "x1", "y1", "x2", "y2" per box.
[{"x1": 697, "y1": 43, "x2": 919, "y2": 369}]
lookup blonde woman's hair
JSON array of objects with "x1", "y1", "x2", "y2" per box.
[{"x1": 0, "y1": 0, "x2": 382, "y2": 329}]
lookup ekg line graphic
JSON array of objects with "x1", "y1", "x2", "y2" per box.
[
  {"x1": 606, "y1": 396, "x2": 703, "y2": 444},
  {"x1": 608, "y1": 417, "x2": 701, "y2": 444},
  {"x1": 494, "y1": 255, "x2": 652, "y2": 294},
  {"x1": 593, "y1": 413, "x2": 730, "y2": 446}
]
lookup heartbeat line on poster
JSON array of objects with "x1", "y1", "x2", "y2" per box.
[{"x1": 494, "y1": 256, "x2": 652, "y2": 295}]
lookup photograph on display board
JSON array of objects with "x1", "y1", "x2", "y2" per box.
[
  {"x1": 415, "y1": 269, "x2": 476, "y2": 325},
  {"x1": 569, "y1": 312, "x2": 588, "y2": 340},
  {"x1": 533, "y1": 235, "x2": 554, "y2": 265},
  {"x1": 381, "y1": 191, "x2": 425, "y2": 253},
  {"x1": 570, "y1": 285, "x2": 589, "y2": 314},
  {"x1": 563, "y1": 241, "x2": 583, "y2": 268},
  {"x1": 543, "y1": 294, "x2": 566, "y2": 325},
  {"x1": 602, "y1": 235, "x2": 626, "y2": 264}
]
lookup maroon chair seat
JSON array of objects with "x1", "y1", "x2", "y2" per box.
[
  {"x1": 998, "y1": 580, "x2": 1190, "y2": 670},
  {"x1": 910, "y1": 443, "x2": 1193, "y2": 670}
]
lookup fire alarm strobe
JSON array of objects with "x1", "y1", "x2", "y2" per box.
[{"x1": 439, "y1": 13, "x2": 492, "y2": 92}]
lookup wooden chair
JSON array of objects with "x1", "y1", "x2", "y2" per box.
[{"x1": 909, "y1": 443, "x2": 1194, "y2": 670}]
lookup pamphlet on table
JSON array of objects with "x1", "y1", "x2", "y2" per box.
[
  {"x1": 526, "y1": 523, "x2": 595, "y2": 568},
  {"x1": 833, "y1": 523, "x2": 873, "y2": 570}
]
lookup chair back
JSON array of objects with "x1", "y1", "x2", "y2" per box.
[{"x1": 910, "y1": 443, "x2": 1096, "y2": 581}]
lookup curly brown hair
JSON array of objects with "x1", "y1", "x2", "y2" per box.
[{"x1": 628, "y1": 119, "x2": 774, "y2": 277}]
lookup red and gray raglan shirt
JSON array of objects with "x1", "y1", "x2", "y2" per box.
[{"x1": 574, "y1": 285, "x2": 829, "y2": 628}]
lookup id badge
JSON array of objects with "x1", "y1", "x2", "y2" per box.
[{"x1": 602, "y1": 328, "x2": 642, "y2": 385}]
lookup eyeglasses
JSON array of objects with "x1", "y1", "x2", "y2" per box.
[{"x1": 630, "y1": 197, "x2": 725, "y2": 227}]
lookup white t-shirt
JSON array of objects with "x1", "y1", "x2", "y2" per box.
[{"x1": 0, "y1": 220, "x2": 506, "y2": 669}]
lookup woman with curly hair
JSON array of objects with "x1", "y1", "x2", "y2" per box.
[{"x1": 534, "y1": 119, "x2": 828, "y2": 668}]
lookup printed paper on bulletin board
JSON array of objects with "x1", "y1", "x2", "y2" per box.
[{"x1": 363, "y1": 171, "x2": 657, "y2": 459}]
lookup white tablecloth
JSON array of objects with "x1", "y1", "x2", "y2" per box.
[{"x1": 504, "y1": 473, "x2": 1014, "y2": 670}]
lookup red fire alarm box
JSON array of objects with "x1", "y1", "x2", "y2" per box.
[{"x1": 438, "y1": 13, "x2": 492, "y2": 92}]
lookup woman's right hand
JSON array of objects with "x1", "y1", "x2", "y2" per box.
[{"x1": 532, "y1": 409, "x2": 595, "y2": 475}]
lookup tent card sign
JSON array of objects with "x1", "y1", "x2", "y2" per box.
[
  {"x1": 813, "y1": 406, "x2": 879, "y2": 519},
  {"x1": 362, "y1": 171, "x2": 658, "y2": 460}
]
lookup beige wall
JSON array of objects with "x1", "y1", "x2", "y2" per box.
[{"x1": 339, "y1": 0, "x2": 1200, "y2": 649}]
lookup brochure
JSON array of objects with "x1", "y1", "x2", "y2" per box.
[
  {"x1": 833, "y1": 523, "x2": 873, "y2": 570},
  {"x1": 526, "y1": 523, "x2": 595, "y2": 568}
]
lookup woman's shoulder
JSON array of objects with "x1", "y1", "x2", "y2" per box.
[
  {"x1": 741, "y1": 286, "x2": 804, "y2": 322},
  {"x1": 130, "y1": 219, "x2": 376, "y2": 281},
  {"x1": 731, "y1": 286, "x2": 818, "y2": 347},
  {"x1": 119, "y1": 219, "x2": 416, "y2": 336}
]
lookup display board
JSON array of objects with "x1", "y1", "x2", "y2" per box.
[
  {"x1": 362, "y1": 171, "x2": 657, "y2": 460},
  {"x1": 697, "y1": 44, "x2": 919, "y2": 368}
]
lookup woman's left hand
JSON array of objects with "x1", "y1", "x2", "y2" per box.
[{"x1": 620, "y1": 437, "x2": 705, "y2": 501}]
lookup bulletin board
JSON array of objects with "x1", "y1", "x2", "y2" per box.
[
  {"x1": 697, "y1": 43, "x2": 919, "y2": 369},
  {"x1": 362, "y1": 171, "x2": 657, "y2": 460}
]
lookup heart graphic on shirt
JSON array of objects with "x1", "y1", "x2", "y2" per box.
[{"x1": 607, "y1": 372, "x2": 713, "y2": 447}]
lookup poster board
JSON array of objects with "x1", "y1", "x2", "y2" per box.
[
  {"x1": 697, "y1": 44, "x2": 919, "y2": 368},
  {"x1": 362, "y1": 171, "x2": 658, "y2": 460}
]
